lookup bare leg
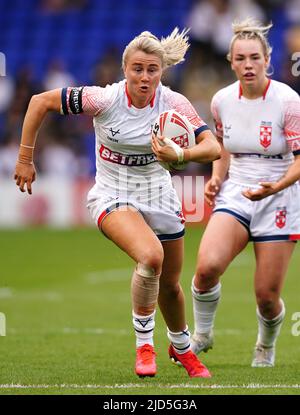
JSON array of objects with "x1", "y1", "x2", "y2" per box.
[
  {"x1": 254, "y1": 241, "x2": 295, "y2": 319},
  {"x1": 158, "y1": 238, "x2": 185, "y2": 332},
  {"x1": 194, "y1": 213, "x2": 249, "y2": 291},
  {"x1": 102, "y1": 208, "x2": 163, "y2": 351},
  {"x1": 191, "y1": 213, "x2": 249, "y2": 353},
  {"x1": 251, "y1": 241, "x2": 295, "y2": 367}
]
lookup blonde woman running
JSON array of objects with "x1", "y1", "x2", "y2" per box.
[{"x1": 14, "y1": 28, "x2": 220, "y2": 378}]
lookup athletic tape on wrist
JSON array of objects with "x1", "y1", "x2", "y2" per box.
[{"x1": 163, "y1": 137, "x2": 184, "y2": 163}]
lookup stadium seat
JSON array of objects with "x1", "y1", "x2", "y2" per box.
[{"x1": 0, "y1": 0, "x2": 193, "y2": 83}]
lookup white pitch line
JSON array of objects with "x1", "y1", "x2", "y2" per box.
[
  {"x1": 0, "y1": 383, "x2": 300, "y2": 390},
  {"x1": 0, "y1": 288, "x2": 63, "y2": 302}
]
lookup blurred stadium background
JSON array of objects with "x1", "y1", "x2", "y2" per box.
[{"x1": 1, "y1": 0, "x2": 300, "y2": 395}]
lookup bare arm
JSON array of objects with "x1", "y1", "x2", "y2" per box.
[
  {"x1": 276, "y1": 154, "x2": 300, "y2": 190},
  {"x1": 14, "y1": 89, "x2": 62, "y2": 194},
  {"x1": 184, "y1": 130, "x2": 221, "y2": 163},
  {"x1": 204, "y1": 139, "x2": 231, "y2": 206},
  {"x1": 152, "y1": 130, "x2": 221, "y2": 164},
  {"x1": 243, "y1": 154, "x2": 300, "y2": 201},
  {"x1": 211, "y1": 138, "x2": 231, "y2": 182}
]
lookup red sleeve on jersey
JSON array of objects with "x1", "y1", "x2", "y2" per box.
[
  {"x1": 82, "y1": 86, "x2": 112, "y2": 116},
  {"x1": 283, "y1": 99, "x2": 300, "y2": 152},
  {"x1": 62, "y1": 86, "x2": 112, "y2": 116},
  {"x1": 164, "y1": 89, "x2": 206, "y2": 129},
  {"x1": 211, "y1": 95, "x2": 223, "y2": 139}
]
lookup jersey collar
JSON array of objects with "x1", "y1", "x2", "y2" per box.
[
  {"x1": 239, "y1": 78, "x2": 271, "y2": 100},
  {"x1": 125, "y1": 82, "x2": 156, "y2": 108}
]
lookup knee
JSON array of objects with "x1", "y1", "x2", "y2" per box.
[
  {"x1": 255, "y1": 288, "x2": 278, "y2": 314},
  {"x1": 159, "y1": 280, "x2": 181, "y2": 298},
  {"x1": 194, "y1": 256, "x2": 224, "y2": 287},
  {"x1": 139, "y1": 246, "x2": 164, "y2": 275}
]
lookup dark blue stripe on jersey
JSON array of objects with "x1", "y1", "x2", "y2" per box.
[
  {"x1": 252, "y1": 235, "x2": 294, "y2": 242},
  {"x1": 61, "y1": 88, "x2": 68, "y2": 115},
  {"x1": 232, "y1": 152, "x2": 283, "y2": 159},
  {"x1": 194, "y1": 125, "x2": 210, "y2": 138},
  {"x1": 157, "y1": 229, "x2": 185, "y2": 241},
  {"x1": 293, "y1": 150, "x2": 300, "y2": 156},
  {"x1": 213, "y1": 208, "x2": 251, "y2": 236}
]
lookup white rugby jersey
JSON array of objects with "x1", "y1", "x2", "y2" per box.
[
  {"x1": 211, "y1": 79, "x2": 300, "y2": 185},
  {"x1": 61, "y1": 80, "x2": 208, "y2": 198}
]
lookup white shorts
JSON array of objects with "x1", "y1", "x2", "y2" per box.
[
  {"x1": 86, "y1": 183, "x2": 185, "y2": 241},
  {"x1": 214, "y1": 179, "x2": 300, "y2": 242}
]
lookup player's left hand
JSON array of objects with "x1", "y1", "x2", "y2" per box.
[
  {"x1": 151, "y1": 134, "x2": 180, "y2": 162},
  {"x1": 242, "y1": 182, "x2": 278, "y2": 201}
]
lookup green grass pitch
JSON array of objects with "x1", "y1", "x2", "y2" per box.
[{"x1": 0, "y1": 227, "x2": 299, "y2": 395}]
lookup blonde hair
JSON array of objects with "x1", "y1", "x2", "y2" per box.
[
  {"x1": 227, "y1": 18, "x2": 273, "y2": 62},
  {"x1": 122, "y1": 27, "x2": 190, "y2": 71}
]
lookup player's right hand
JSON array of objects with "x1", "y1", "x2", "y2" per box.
[
  {"x1": 205, "y1": 176, "x2": 221, "y2": 206},
  {"x1": 14, "y1": 162, "x2": 36, "y2": 195}
]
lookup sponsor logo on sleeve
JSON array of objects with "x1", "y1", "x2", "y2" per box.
[{"x1": 69, "y1": 87, "x2": 83, "y2": 114}]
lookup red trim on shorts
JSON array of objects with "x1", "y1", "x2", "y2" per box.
[
  {"x1": 97, "y1": 209, "x2": 109, "y2": 228},
  {"x1": 289, "y1": 234, "x2": 300, "y2": 241},
  {"x1": 97, "y1": 202, "x2": 138, "y2": 230}
]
